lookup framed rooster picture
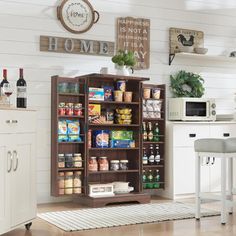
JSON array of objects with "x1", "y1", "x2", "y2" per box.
[{"x1": 169, "y1": 27, "x2": 204, "y2": 54}]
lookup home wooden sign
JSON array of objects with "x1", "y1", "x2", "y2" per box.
[
  {"x1": 169, "y1": 27, "x2": 204, "y2": 54},
  {"x1": 40, "y1": 35, "x2": 115, "y2": 57},
  {"x1": 117, "y1": 17, "x2": 150, "y2": 69}
]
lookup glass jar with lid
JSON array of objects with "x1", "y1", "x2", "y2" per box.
[
  {"x1": 119, "y1": 160, "x2": 129, "y2": 170},
  {"x1": 88, "y1": 156, "x2": 98, "y2": 172},
  {"x1": 98, "y1": 156, "x2": 109, "y2": 171},
  {"x1": 65, "y1": 154, "x2": 73, "y2": 168},
  {"x1": 73, "y1": 153, "x2": 82, "y2": 168},
  {"x1": 58, "y1": 172, "x2": 65, "y2": 195},
  {"x1": 110, "y1": 160, "x2": 119, "y2": 171},
  {"x1": 58, "y1": 154, "x2": 65, "y2": 168},
  {"x1": 64, "y1": 172, "x2": 73, "y2": 195},
  {"x1": 73, "y1": 171, "x2": 82, "y2": 194}
]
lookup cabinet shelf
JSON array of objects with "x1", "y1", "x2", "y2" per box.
[
  {"x1": 89, "y1": 100, "x2": 139, "y2": 105},
  {"x1": 58, "y1": 115, "x2": 84, "y2": 119},
  {"x1": 89, "y1": 170, "x2": 139, "y2": 174},
  {"x1": 58, "y1": 168, "x2": 84, "y2": 171},
  {"x1": 169, "y1": 52, "x2": 236, "y2": 65},
  {"x1": 143, "y1": 165, "x2": 164, "y2": 168},
  {"x1": 58, "y1": 93, "x2": 85, "y2": 97},
  {"x1": 89, "y1": 148, "x2": 140, "y2": 151},
  {"x1": 143, "y1": 141, "x2": 164, "y2": 144},
  {"x1": 89, "y1": 123, "x2": 140, "y2": 127},
  {"x1": 58, "y1": 142, "x2": 84, "y2": 144},
  {"x1": 143, "y1": 118, "x2": 164, "y2": 121}
]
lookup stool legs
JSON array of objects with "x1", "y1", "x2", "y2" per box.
[
  {"x1": 195, "y1": 153, "x2": 201, "y2": 220},
  {"x1": 221, "y1": 157, "x2": 227, "y2": 224},
  {"x1": 228, "y1": 158, "x2": 233, "y2": 214}
]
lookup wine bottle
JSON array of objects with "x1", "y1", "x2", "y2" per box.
[
  {"x1": 0, "y1": 69, "x2": 9, "y2": 96},
  {"x1": 16, "y1": 68, "x2": 27, "y2": 108}
]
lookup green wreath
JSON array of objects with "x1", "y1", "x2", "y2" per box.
[{"x1": 170, "y1": 70, "x2": 205, "y2": 97}]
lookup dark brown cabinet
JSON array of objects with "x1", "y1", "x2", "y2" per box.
[{"x1": 51, "y1": 74, "x2": 165, "y2": 207}]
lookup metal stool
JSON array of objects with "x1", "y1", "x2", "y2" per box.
[{"x1": 194, "y1": 138, "x2": 236, "y2": 224}]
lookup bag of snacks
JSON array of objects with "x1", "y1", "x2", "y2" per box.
[
  {"x1": 58, "y1": 120, "x2": 67, "y2": 135},
  {"x1": 67, "y1": 120, "x2": 80, "y2": 135}
]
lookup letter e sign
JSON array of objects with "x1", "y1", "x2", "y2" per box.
[{"x1": 57, "y1": 0, "x2": 100, "y2": 34}]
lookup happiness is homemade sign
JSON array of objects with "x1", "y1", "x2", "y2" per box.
[{"x1": 117, "y1": 17, "x2": 150, "y2": 69}]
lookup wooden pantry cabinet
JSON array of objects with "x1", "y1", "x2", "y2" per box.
[
  {"x1": 51, "y1": 74, "x2": 167, "y2": 207},
  {"x1": 166, "y1": 122, "x2": 236, "y2": 199},
  {"x1": 0, "y1": 109, "x2": 36, "y2": 235}
]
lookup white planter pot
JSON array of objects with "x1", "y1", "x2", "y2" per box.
[{"x1": 116, "y1": 66, "x2": 130, "y2": 76}]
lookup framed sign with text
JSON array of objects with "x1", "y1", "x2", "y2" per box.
[
  {"x1": 117, "y1": 17, "x2": 150, "y2": 70},
  {"x1": 57, "y1": 0, "x2": 100, "y2": 34}
]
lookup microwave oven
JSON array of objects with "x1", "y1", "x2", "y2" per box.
[{"x1": 168, "y1": 97, "x2": 216, "y2": 121}]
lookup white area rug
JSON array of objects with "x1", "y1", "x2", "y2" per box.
[{"x1": 37, "y1": 202, "x2": 219, "y2": 232}]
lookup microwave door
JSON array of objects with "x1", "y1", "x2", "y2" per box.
[{"x1": 185, "y1": 102, "x2": 207, "y2": 118}]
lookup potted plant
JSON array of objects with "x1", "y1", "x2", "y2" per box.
[
  {"x1": 111, "y1": 50, "x2": 136, "y2": 75},
  {"x1": 170, "y1": 70, "x2": 205, "y2": 97}
]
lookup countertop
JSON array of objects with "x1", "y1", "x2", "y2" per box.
[{"x1": 168, "y1": 120, "x2": 236, "y2": 124}]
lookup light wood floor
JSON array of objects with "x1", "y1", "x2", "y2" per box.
[{"x1": 2, "y1": 197, "x2": 236, "y2": 236}]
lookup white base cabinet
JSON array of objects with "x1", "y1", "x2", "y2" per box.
[
  {"x1": 166, "y1": 121, "x2": 236, "y2": 199},
  {"x1": 0, "y1": 109, "x2": 36, "y2": 235}
]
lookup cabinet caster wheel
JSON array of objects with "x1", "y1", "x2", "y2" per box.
[{"x1": 25, "y1": 222, "x2": 32, "y2": 230}]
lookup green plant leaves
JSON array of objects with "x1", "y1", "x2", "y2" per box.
[
  {"x1": 111, "y1": 50, "x2": 136, "y2": 67},
  {"x1": 170, "y1": 70, "x2": 205, "y2": 97}
]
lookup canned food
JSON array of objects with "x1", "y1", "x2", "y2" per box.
[
  {"x1": 65, "y1": 103, "x2": 74, "y2": 116},
  {"x1": 74, "y1": 103, "x2": 83, "y2": 116},
  {"x1": 116, "y1": 80, "x2": 126, "y2": 92},
  {"x1": 58, "y1": 103, "x2": 66, "y2": 116}
]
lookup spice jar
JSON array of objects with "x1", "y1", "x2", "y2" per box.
[
  {"x1": 110, "y1": 160, "x2": 119, "y2": 171},
  {"x1": 65, "y1": 103, "x2": 74, "y2": 116},
  {"x1": 65, "y1": 154, "x2": 74, "y2": 168},
  {"x1": 119, "y1": 160, "x2": 129, "y2": 170},
  {"x1": 65, "y1": 172, "x2": 73, "y2": 195},
  {"x1": 73, "y1": 171, "x2": 82, "y2": 194},
  {"x1": 74, "y1": 103, "x2": 83, "y2": 116},
  {"x1": 58, "y1": 154, "x2": 65, "y2": 168},
  {"x1": 88, "y1": 157, "x2": 98, "y2": 172},
  {"x1": 98, "y1": 157, "x2": 109, "y2": 171},
  {"x1": 58, "y1": 103, "x2": 66, "y2": 116},
  {"x1": 58, "y1": 172, "x2": 65, "y2": 195},
  {"x1": 73, "y1": 153, "x2": 82, "y2": 168}
]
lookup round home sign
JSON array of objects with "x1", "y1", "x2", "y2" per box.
[{"x1": 57, "y1": 0, "x2": 100, "y2": 34}]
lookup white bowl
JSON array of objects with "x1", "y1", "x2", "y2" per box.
[
  {"x1": 194, "y1": 47, "x2": 208, "y2": 54},
  {"x1": 179, "y1": 45, "x2": 194, "y2": 53}
]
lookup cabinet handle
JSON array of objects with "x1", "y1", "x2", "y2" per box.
[
  {"x1": 7, "y1": 151, "x2": 13, "y2": 173},
  {"x1": 189, "y1": 134, "x2": 196, "y2": 138},
  {"x1": 223, "y1": 133, "x2": 230, "y2": 137},
  {"x1": 6, "y1": 120, "x2": 18, "y2": 124},
  {"x1": 13, "y1": 150, "x2": 18, "y2": 171}
]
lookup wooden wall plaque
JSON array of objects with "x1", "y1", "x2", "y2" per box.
[
  {"x1": 117, "y1": 17, "x2": 150, "y2": 70},
  {"x1": 169, "y1": 27, "x2": 204, "y2": 54},
  {"x1": 40, "y1": 35, "x2": 114, "y2": 57}
]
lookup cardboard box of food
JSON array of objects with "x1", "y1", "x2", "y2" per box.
[
  {"x1": 88, "y1": 104, "x2": 101, "y2": 116},
  {"x1": 89, "y1": 87, "x2": 104, "y2": 101},
  {"x1": 110, "y1": 131, "x2": 133, "y2": 140}
]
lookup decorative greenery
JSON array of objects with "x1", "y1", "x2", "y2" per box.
[
  {"x1": 111, "y1": 50, "x2": 136, "y2": 67},
  {"x1": 170, "y1": 70, "x2": 205, "y2": 97}
]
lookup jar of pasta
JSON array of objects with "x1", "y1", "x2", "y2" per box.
[
  {"x1": 73, "y1": 153, "x2": 82, "y2": 168},
  {"x1": 65, "y1": 172, "x2": 73, "y2": 194},
  {"x1": 73, "y1": 171, "x2": 82, "y2": 194},
  {"x1": 58, "y1": 172, "x2": 65, "y2": 195}
]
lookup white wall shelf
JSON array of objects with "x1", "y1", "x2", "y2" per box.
[{"x1": 169, "y1": 52, "x2": 236, "y2": 65}]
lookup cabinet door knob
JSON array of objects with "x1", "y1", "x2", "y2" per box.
[
  {"x1": 223, "y1": 133, "x2": 230, "y2": 137},
  {"x1": 13, "y1": 150, "x2": 18, "y2": 171},
  {"x1": 189, "y1": 133, "x2": 196, "y2": 138},
  {"x1": 7, "y1": 151, "x2": 13, "y2": 173}
]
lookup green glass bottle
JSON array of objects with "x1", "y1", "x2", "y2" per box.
[{"x1": 153, "y1": 122, "x2": 160, "y2": 142}]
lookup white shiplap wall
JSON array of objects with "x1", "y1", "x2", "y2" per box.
[{"x1": 1, "y1": 0, "x2": 236, "y2": 203}]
